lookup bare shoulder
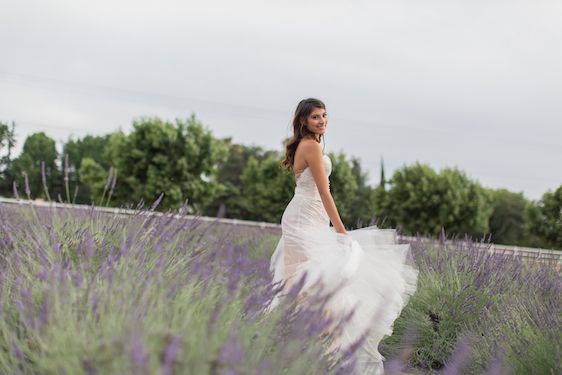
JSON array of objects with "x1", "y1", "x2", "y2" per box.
[
  {"x1": 298, "y1": 139, "x2": 322, "y2": 155},
  {"x1": 298, "y1": 139, "x2": 323, "y2": 166}
]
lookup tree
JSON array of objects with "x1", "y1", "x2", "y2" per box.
[
  {"x1": 379, "y1": 163, "x2": 492, "y2": 238},
  {"x1": 525, "y1": 185, "x2": 562, "y2": 249},
  {"x1": 0, "y1": 121, "x2": 16, "y2": 195},
  {"x1": 379, "y1": 157, "x2": 386, "y2": 189},
  {"x1": 436, "y1": 167, "x2": 491, "y2": 237},
  {"x1": 378, "y1": 163, "x2": 441, "y2": 234},
  {"x1": 62, "y1": 134, "x2": 112, "y2": 203},
  {"x1": 346, "y1": 157, "x2": 376, "y2": 228},
  {"x1": 8, "y1": 132, "x2": 60, "y2": 199},
  {"x1": 487, "y1": 188, "x2": 528, "y2": 246},
  {"x1": 78, "y1": 158, "x2": 111, "y2": 205},
  {"x1": 371, "y1": 157, "x2": 389, "y2": 227},
  {"x1": 63, "y1": 134, "x2": 112, "y2": 171},
  {"x1": 202, "y1": 140, "x2": 272, "y2": 218},
  {"x1": 327, "y1": 152, "x2": 359, "y2": 227},
  {"x1": 107, "y1": 115, "x2": 228, "y2": 212},
  {"x1": 238, "y1": 153, "x2": 294, "y2": 223}
]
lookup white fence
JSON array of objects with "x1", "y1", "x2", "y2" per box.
[
  {"x1": 0, "y1": 196, "x2": 280, "y2": 229},
  {"x1": 1, "y1": 197, "x2": 560, "y2": 264}
]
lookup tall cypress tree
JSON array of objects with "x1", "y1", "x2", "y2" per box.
[{"x1": 379, "y1": 156, "x2": 386, "y2": 189}]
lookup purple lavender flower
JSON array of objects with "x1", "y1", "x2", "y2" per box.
[
  {"x1": 160, "y1": 334, "x2": 182, "y2": 375},
  {"x1": 37, "y1": 296, "x2": 49, "y2": 331},
  {"x1": 12, "y1": 340, "x2": 24, "y2": 362},
  {"x1": 439, "y1": 336, "x2": 472, "y2": 374},
  {"x1": 218, "y1": 332, "x2": 244, "y2": 368},
  {"x1": 130, "y1": 333, "x2": 149, "y2": 372}
]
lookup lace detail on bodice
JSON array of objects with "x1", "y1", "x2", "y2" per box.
[{"x1": 294, "y1": 155, "x2": 332, "y2": 200}]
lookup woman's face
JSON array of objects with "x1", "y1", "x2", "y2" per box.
[{"x1": 304, "y1": 107, "x2": 328, "y2": 140}]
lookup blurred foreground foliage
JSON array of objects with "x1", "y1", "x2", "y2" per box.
[
  {"x1": 0, "y1": 203, "x2": 357, "y2": 374},
  {"x1": 0, "y1": 201, "x2": 559, "y2": 374}
]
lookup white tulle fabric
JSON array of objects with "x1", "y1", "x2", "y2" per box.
[{"x1": 268, "y1": 154, "x2": 418, "y2": 375}]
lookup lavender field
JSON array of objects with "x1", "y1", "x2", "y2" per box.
[{"x1": 0, "y1": 203, "x2": 560, "y2": 374}]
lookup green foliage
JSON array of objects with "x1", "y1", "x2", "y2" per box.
[
  {"x1": 202, "y1": 141, "x2": 274, "y2": 218},
  {"x1": 487, "y1": 188, "x2": 528, "y2": 246},
  {"x1": 328, "y1": 153, "x2": 360, "y2": 227},
  {"x1": 0, "y1": 121, "x2": 16, "y2": 169},
  {"x1": 348, "y1": 158, "x2": 377, "y2": 228},
  {"x1": 238, "y1": 154, "x2": 294, "y2": 223},
  {"x1": 377, "y1": 163, "x2": 441, "y2": 234},
  {"x1": 0, "y1": 121, "x2": 16, "y2": 195},
  {"x1": 63, "y1": 135, "x2": 111, "y2": 204},
  {"x1": 371, "y1": 185, "x2": 387, "y2": 224},
  {"x1": 380, "y1": 239, "x2": 562, "y2": 374},
  {"x1": 63, "y1": 134, "x2": 112, "y2": 171},
  {"x1": 474, "y1": 292, "x2": 562, "y2": 375},
  {"x1": 106, "y1": 115, "x2": 229, "y2": 212},
  {"x1": 78, "y1": 158, "x2": 110, "y2": 204},
  {"x1": 437, "y1": 168, "x2": 492, "y2": 237},
  {"x1": 525, "y1": 184, "x2": 562, "y2": 249},
  {"x1": 378, "y1": 163, "x2": 492, "y2": 238},
  {"x1": 7, "y1": 132, "x2": 60, "y2": 199}
]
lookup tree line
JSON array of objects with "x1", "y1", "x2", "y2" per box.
[{"x1": 0, "y1": 117, "x2": 560, "y2": 249}]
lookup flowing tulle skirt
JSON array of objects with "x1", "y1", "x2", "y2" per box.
[{"x1": 268, "y1": 195, "x2": 418, "y2": 374}]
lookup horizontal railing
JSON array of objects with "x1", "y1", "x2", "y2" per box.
[
  {"x1": 400, "y1": 235, "x2": 562, "y2": 264},
  {"x1": 1, "y1": 197, "x2": 560, "y2": 264},
  {"x1": 0, "y1": 196, "x2": 280, "y2": 229}
]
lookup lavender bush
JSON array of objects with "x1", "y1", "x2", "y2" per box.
[
  {"x1": 380, "y1": 235, "x2": 561, "y2": 374},
  {"x1": 0, "y1": 203, "x2": 358, "y2": 374},
  {"x1": 1, "y1": 199, "x2": 560, "y2": 374}
]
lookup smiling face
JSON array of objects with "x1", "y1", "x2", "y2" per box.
[{"x1": 304, "y1": 107, "x2": 328, "y2": 141}]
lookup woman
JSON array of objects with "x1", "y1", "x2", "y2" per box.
[{"x1": 268, "y1": 98, "x2": 418, "y2": 374}]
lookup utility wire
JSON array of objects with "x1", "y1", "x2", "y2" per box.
[
  {"x1": 0, "y1": 70, "x2": 441, "y2": 132},
  {"x1": 1, "y1": 71, "x2": 560, "y2": 150},
  {"x1": 0, "y1": 71, "x2": 290, "y2": 118}
]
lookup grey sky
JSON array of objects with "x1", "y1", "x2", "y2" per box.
[{"x1": 0, "y1": 0, "x2": 560, "y2": 200}]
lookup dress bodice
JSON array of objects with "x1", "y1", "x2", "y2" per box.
[{"x1": 294, "y1": 154, "x2": 332, "y2": 200}]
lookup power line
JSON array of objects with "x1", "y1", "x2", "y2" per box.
[
  {"x1": 0, "y1": 118, "x2": 94, "y2": 133},
  {"x1": 1, "y1": 71, "x2": 560, "y2": 150},
  {"x1": 0, "y1": 71, "x2": 290, "y2": 118},
  {"x1": 0, "y1": 71, "x2": 446, "y2": 132}
]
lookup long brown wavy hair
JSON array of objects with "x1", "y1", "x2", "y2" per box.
[{"x1": 281, "y1": 98, "x2": 326, "y2": 171}]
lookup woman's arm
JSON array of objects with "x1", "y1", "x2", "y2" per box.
[{"x1": 301, "y1": 140, "x2": 347, "y2": 234}]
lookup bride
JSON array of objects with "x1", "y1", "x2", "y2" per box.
[{"x1": 268, "y1": 98, "x2": 418, "y2": 374}]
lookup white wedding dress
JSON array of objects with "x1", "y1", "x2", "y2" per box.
[{"x1": 268, "y1": 154, "x2": 418, "y2": 374}]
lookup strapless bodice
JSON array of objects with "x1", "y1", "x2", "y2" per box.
[{"x1": 294, "y1": 154, "x2": 332, "y2": 201}]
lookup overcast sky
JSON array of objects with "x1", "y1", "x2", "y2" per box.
[{"x1": 0, "y1": 0, "x2": 561, "y2": 200}]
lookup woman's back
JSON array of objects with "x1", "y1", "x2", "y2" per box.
[
  {"x1": 293, "y1": 154, "x2": 332, "y2": 201},
  {"x1": 292, "y1": 138, "x2": 320, "y2": 179}
]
